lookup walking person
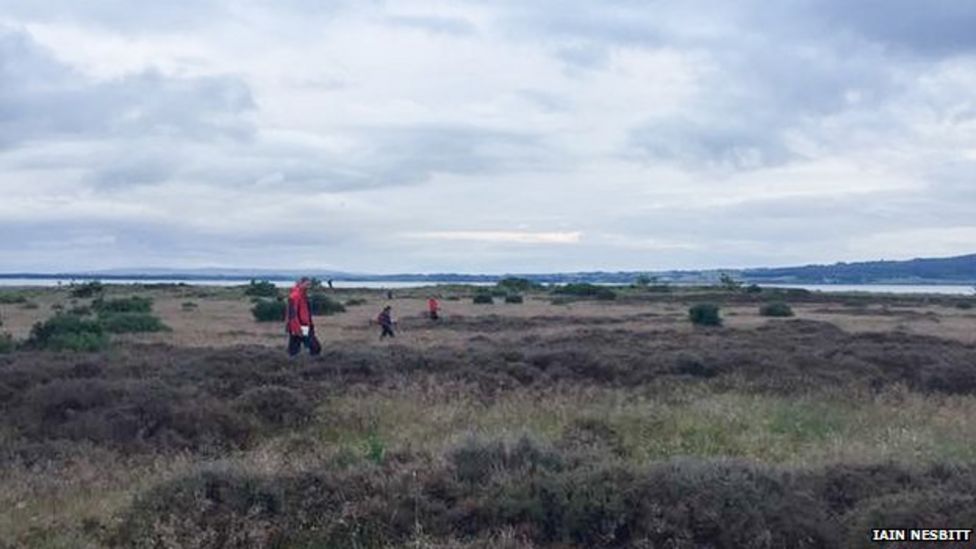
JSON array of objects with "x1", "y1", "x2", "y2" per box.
[
  {"x1": 286, "y1": 277, "x2": 321, "y2": 356},
  {"x1": 377, "y1": 305, "x2": 396, "y2": 339},
  {"x1": 427, "y1": 296, "x2": 440, "y2": 321}
]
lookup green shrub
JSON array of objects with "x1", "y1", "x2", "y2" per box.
[
  {"x1": 0, "y1": 333, "x2": 14, "y2": 354},
  {"x1": 689, "y1": 303, "x2": 722, "y2": 326},
  {"x1": 473, "y1": 294, "x2": 493, "y2": 305},
  {"x1": 243, "y1": 279, "x2": 279, "y2": 298},
  {"x1": 496, "y1": 277, "x2": 542, "y2": 293},
  {"x1": 20, "y1": 301, "x2": 39, "y2": 310},
  {"x1": 99, "y1": 313, "x2": 170, "y2": 334},
  {"x1": 759, "y1": 302, "x2": 794, "y2": 317},
  {"x1": 344, "y1": 298, "x2": 368, "y2": 307},
  {"x1": 94, "y1": 296, "x2": 153, "y2": 314},
  {"x1": 181, "y1": 301, "x2": 198, "y2": 311},
  {"x1": 27, "y1": 314, "x2": 109, "y2": 351},
  {"x1": 553, "y1": 283, "x2": 601, "y2": 296},
  {"x1": 251, "y1": 299, "x2": 286, "y2": 322},
  {"x1": 649, "y1": 284, "x2": 672, "y2": 293},
  {"x1": 595, "y1": 287, "x2": 617, "y2": 301},
  {"x1": 308, "y1": 293, "x2": 346, "y2": 316},
  {"x1": 956, "y1": 301, "x2": 974, "y2": 310},
  {"x1": 745, "y1": 283, "x2": 763, "y2": 294},
  {"x1": 68, "y1": 305, "x2": 93, "y2": 316},
  {"x1": 0, "y1": 292, "x2": 28, "y2": 304},
  {"x1": 234, "y1": 386, "x2": 314, "y2": 428},
  {"x1": 70, "y1": 281, "x2": 104, "y2": 298},
  {"x1": 504, "y1": 294, "x2": 524, "y2": 304}
]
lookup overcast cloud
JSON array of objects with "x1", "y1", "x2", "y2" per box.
[{"x1": 1, "y1": 1, "x2": 974, "y2": 273}]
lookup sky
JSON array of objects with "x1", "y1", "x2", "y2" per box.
[{"x1": 1, "y1": 1, "x2": 975, "y2": 274}]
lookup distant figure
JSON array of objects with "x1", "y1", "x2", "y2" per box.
[
  {"x1": 377, "y1": 305, "x2": 396, "y2": 339},
  {"x1": 428, "y1": 296, "x2": 440, "y2": 321},
  {"x1": 386, "y1": 290, "x2": 394, "y2": 300},
  {"x1": 327, "y1": 279, "x2": 334, "y2": 290},
  {"x1": 286, "y1": 277, "x2": 321, "y2": 356}
]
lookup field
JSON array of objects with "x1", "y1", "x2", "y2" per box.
[{"x1": 1, "y1": 283, "x2": 975, "y2": 548}]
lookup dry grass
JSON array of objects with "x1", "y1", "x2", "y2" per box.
[{"x1": 2, "y1": 284, "x2": 975, "y2": 547}]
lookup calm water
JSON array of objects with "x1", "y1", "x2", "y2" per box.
[
  {"x1": 0, "y1": 278, "x2": 492, "y2": 289},
  {"x1": 0, "y1": 278, "x2": 972, "y2": 295}
]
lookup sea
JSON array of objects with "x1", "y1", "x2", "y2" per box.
[{"x1": 0, "y1": 278, "x2": 972, "y2": 295}]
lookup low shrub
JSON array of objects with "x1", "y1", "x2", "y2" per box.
[
  {"x1": 689, "y1": 303, "x2": 722, "y2": 326},
  {"x1": 252, "y1": 299, "x2": 286, "y2": 322},
  {"x1": 496, "y1": 277, "x2": 542, "y2": 293},
  {"x1": 26, "y1": 314, "x2": 109, "y2": 351},
  {"x1": 243, "y1": 279, "x2": 279, "y2": 298},
  {"x1": 504, "y1": 294, "x2": 524, "y2": 304},
  {"x1": 181, "y1": 301, "x2": 198, "y2": 311},
  {"x1": 309, "y1": 293, "x2": 346, "y2": 316},
  {"x1": 68, "y1": 305, "x2": 93, "y2": 316},
  {"x1": 0, "y1": 292, "x2": 28, "y2": 304},
  {"x1": 595, "y1": 287, "x2": 617, "y2": 301},
  {"x1": 0, "y1": 333, "x2": 14, "y2": 354},
  {"x1": 20, "y1": 301, "x2": 39, "y2": 310},
  {"x1": 759, "y1": 302, "x2": 794, "y2": 317},
  {"x1": 745, "y1": 283, "x2": 763, "y2": 294},
  {"x1": 473, "y1": 294, "x2": 494, "y2": 305},
  {"x1": 956, "y1": 301, "x2": 974, "y2": 310},
  {"x1": 70, "y1": 281, "x2": 104, "y2": 298},
  {"x1": 99, "y1": 313, "x2": 170, "y2": 334},
  {"x1": 649, "y1": 284, "x2": 672, "y2": 293},
  {"x1": 233, "y1": 386, "x2": 313, "y2": 428},
  {"x1": 553, "y1": 283, "x2": 601, "y2": 296},
  {"x1": 94, "y1": 296, "x2": 153, "y2": 314},
  {"x1": 344, "y1": 298, "x2": 368, "y2": 306}
]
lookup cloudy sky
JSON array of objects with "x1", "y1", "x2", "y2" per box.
[{"x1": 1, "y1": 1, "x2": 974, "y2": 273}]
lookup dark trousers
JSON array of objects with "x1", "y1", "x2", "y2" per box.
[
  {"x1": 429, "y1": 310, "x2": 439, "y2": 321},
  {"x1": 288, "y1": 327, "x2": 322, "y2": 356},
  {"x1": 380, "y1": 324, "x2": 395, "y2": 338}
]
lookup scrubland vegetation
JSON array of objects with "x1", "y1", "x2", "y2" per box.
[{"x1": 0, "y1": 281, "x2": 974, "y2": 547}]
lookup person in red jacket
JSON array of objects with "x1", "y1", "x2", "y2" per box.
[
  {"x1": 427, "y1": 296, "x2": 440, "y2": 321},
  {"x1": 286, "y1": 277, "x2": 321, "y2": 356}
]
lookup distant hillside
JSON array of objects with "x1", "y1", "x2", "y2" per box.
[
  {"x1": 741, "y1": 254, "x2": 976, "y2": 284},
  {"x1": 2, "y1": 253, "x2": 974, "y2": 285}
]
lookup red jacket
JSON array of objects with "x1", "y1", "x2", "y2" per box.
[
  {"x1": 286, "y1": 285, "x2": 313, "y2": 335},
  {"x1": 428, "y1": 298, "x2": 439, "y2": 312}
]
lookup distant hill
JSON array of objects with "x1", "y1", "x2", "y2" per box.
[
  {"x1": 740, "y1": 254, "x2": 976, "y2": 284},
  {"x1": 2, "y1": 253, "x2": 974, "y2": 285}
]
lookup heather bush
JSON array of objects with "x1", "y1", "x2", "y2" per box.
[
  {"x1": 473, "y1": 294, "x2": 494, "y2": 305},
  {"x1": 689, "y1": 303, "x2": 722, "y2": 326},
  {"x1": 308, "y1": 292, "x2": 346, "y2": 316},
  {"x1": 759, "y1": 302, "x2": 794, "y2": 317},
  {"x1": 99, "y1": 312, "x2": 170, "y2": 334},
  {"x1": 0, "y1": 332, "x2": 14, "y2": 354},
  {"x1": 504, "y1": 294, "x2": 524, "y2": 304},
  {"x1": 251, "y1": 299, "x2": 286, "y2": 322},
  {"x1": 243, "y1": 279, "x2": 279, "y2": 298},
  {"x1": 93, "y1": 296, "x2": 153, "y2": 314},
  {"x1": 497, "y1": 277, "x2": 542, "y2": 293},
  {"x1": 26, "y1": 314, "x2": 109, "y2": 351},
  {"x1": 70, "y1": 280, "x2": 104, "y2": 298},
  {"x1": 0, "y1": 291, "x2": 28, "y2": 304},
  {"x1": 233, "y1": 386, "x2": 313, "y2": 428}
]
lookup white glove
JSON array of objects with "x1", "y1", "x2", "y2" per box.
[{"x1": 300, "y1": 325, "x2": 310, "y2": 337}]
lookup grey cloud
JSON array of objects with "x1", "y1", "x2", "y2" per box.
[
  {"x1": 385, "y1": 15, "x2": 476, "y2": 35},
  {"x1": 0, "y1": 29, "x2": 255, "y2": 149},
  {"x1": 180, "y1": 125, "x2": 548, "y2": 192},
  {"x1": 628, "y1": 118, "x2": 796, "y2": 171},
  {"x1": 0, "y1": 0, "x2": 226, "y2": 31},
  {"x1": 809, "y1": 0, "x2": 976, "y2": 57}
]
